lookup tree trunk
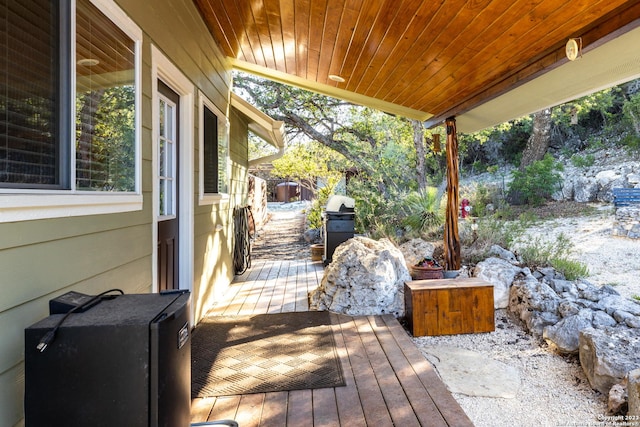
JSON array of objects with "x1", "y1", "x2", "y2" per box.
[
  {"x1": 519, "y1": 108, "x2": 552, "y2": 170},
  {"x1": 410, "y1": 119, "x2": 427, "y2": 191}
]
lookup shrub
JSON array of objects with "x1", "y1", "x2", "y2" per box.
[
  {"x1": 570, "y1": 153, "x2": 595, "y2": 168},
  {"x1": 508, "y1": 154, "x2": 564, "y2": 206},
  {"x1": 517, "y1": 233, "x2": 573, "y2": 268},
  {"x1": 550, "y1": 258, "x2": 589, "y2": 280}
]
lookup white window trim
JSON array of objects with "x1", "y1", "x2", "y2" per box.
[
  {"x1": 198, "y1": 91, "x2": 230, "y2": 205},
  {"x1": 0, "y1": 0, "x2": 143, "y2": 223}
]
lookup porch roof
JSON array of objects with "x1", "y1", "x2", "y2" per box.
[{"x1": 194, "y1": 0, "x2": 640, "y2": 132}]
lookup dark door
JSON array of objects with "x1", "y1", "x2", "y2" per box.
[{"x1": 157, "y1": 81, "x2": 180, "y2": 291}]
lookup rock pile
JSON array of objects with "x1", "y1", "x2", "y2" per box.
[
  {"x1": 479, "y1": 246, "x2": 640, "y2": 407},
  {"x1": 612, "y1": 206, "x2": 640, "y2": 239},
  {"x1": 555, "y1": 151, "x2": 640, "y2": 203}
]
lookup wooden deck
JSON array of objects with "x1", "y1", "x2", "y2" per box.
[{"x1": 191, "y1": 259, "x2": 474, "y2": 427}]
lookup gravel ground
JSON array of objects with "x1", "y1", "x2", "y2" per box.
[{"x1": 256, "y1": 202, "x2": 637, "y2": 427}]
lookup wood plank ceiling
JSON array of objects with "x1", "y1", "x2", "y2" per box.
[{"x1": 194, "y1": 0, "x2": 640, "y2": 128}]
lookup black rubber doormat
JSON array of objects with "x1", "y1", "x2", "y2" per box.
[{"x1": 191, "y1": 311, "x2": 345, "y2": 397}]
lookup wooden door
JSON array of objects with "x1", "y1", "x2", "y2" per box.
[{"x1": 157, "y1": 81, "x2": 180, "y2": 291}]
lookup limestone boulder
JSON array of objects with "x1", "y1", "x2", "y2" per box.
[
  {"x1": 309, "y1": 236, "x2": 411, "y2": 317},
  {"x1": 473, "y1": 257, "x2": 523, "y2": 309},
  {"x1": 543, "y1": 309, "x2": 593, "y2": 354},
  {"x1": 579, "y1": 326, "x2": 640, "y2": 394}
]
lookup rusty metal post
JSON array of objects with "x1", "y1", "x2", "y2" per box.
[{"x1": 444, "y1": 117, "x2": 461, "y2": 270}]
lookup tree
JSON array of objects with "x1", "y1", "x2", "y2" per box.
[
  {"x1": 270, "y1": 141, "x2": 344, "y2": 193},
  {"x1": 519, "y1": 108, "x2": 552, "y2": 170},
  {"x1": 233, "y1": 73, "x2": 433, "y2": 196}
]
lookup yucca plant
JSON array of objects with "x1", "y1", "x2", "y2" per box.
[{"x1": 401, "y1": 187, "x2": 443, "y2": 234}]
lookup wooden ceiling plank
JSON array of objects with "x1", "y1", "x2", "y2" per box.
[
  {"x1": 194, "y1": 0, "x2": 240, "y2": 59},
  {"x1": 278, "y1": 0, "x2": 297, "y2": 74},
  {"x1": 418, "y1": 0, "x2": 627, "y2": 111},
  {"x1": 247, "y1": 0, "x2": 278, "y2": 70},
  {"x1": 366, "y1": 0, "x2": 463, "y2": 100},
  {"x1": 316, "y1": 0, "x2": 341, "y2": 84},
  {"x1": 220, "y1": 0, "x2": 265, "y2": 66},
  {"x1": 295, "y1": 0, "x2": 311, "y2": 78},
  {"x1": 386, "y1": 0, "x2": 516, "y2": 107},
  {"x1": 346, "y1": 0, "x2": 413, "y2": 92},
  {"x1": 423, "y1": 0, "x2": 640, "y2": 127},
  {"x1": 398, "y1": 0, "x2": 552, "y2": 110},
  {"x1": 353, "y1": 0, "x2": 425, "y2": 92},
  {"x1": 264, "y1": 0, "x2": 288, "y2": 73},
  {"x1": 306, "y1": 0, "x2": 330, "y2": 81},
  {"x1": 356, "y1": 0, "x2": 446, "y2": 96},
  {"x1": 373, "y1": 0, "x2": 476, "y2": 102},
  {"x1": 328, "y1": 0, "x2": 360, "y2": 81},
  {"x1": 338, "y1": 0, "x2": 391, "y2": 88}
]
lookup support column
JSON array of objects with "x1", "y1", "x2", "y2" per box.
[{"x1": 444, "y1": 117, "x2": 461, "y2": 270}]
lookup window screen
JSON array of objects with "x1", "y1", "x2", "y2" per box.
[
  {"x1": 0, "y1": 1, "x2": 60, "y2": 187},
  {"x1": 75, "y1": 0, "x2": 135, "y2": 191},
  {"x1": 203, "y1": 105, "x2": 219, "y2": 194}
]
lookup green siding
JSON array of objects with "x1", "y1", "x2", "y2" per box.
[{"x1": 0, "y1": 0, "x2": 246, "y2": 425}]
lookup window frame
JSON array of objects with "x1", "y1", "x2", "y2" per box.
[
  {"x1": 0, "y1": 0, "x2": 143, "y2": 223},
  {"x1": 198, "y1": 91, "x2": 230, "y2": 205}
]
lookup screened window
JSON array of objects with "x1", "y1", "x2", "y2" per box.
[
  {"x1": 0, "y1": 0, "x2": 138, "y2": 192},
  {"x1": 201, "y1": 97, "x2": 228, "y2": 200}
]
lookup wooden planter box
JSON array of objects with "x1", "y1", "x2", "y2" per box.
[{"x1": 404, "y1": 278, "x2": 495, "y2": 336}]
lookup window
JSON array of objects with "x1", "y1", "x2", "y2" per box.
[
  {"x1": 0, "y1": 0, "x2": 141, "y2": 221},
  {"x1": 199, "y1": 93, "x2": 229, "y2": 204}
]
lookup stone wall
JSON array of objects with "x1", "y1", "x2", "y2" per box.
[{"x1": 612, "y1": 205, "x2": 640, "y2": 239}]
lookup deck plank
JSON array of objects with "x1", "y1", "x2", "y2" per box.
[
  {"x1": 330, "y1": 314, "x2": 367, "y2": 426},
  {"x1": 286, "y1": 389, "x2": 313, "y2": 427},
  {"x1": 312, "y1": 387, "x2": 340, "y2": 427},
  {"x1": 235, "y1": 393, "x2": 265, "y2": 427},
  {"x1": 259, "y1": 392, "x2": 288, "y2": 426},
  {"x1": 207, "y1": 395, "x2": 241, "y2": 422},
  {"x1": 355, "y1": 316, "x2": 421, "y2": 427},
  {"x1": 338, "y1": 316, "x2": 394, "y2": 426}
]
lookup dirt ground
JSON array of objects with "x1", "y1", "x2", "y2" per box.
[{"x1": 250, "y1": 202, "x2": 309, "y2": 261}]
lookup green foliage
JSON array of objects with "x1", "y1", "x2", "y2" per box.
[
  {"x1": 633, "y1": 295, "x2": 640, "y2": 301},
  {"x1": 622, "y1": 92, "x2": 640, "y2": 150},
  {"x1": 518, "y1": 233, "x2": 573, "y2": 267},
  {"x1": 306, "y1": 177, "x2": 341, "y2": 229},
  {"x1": 271, "y1": 141, "x2": 345, "y2": 188},
  {"x1": 400, "y1": 188, "x2": 444, "y2": 234},
  {"x1": 508, "y1": 154, "x2": 564, "y2": 206},
  {"x1": 570, "y1": 153, "x2": 595, "y2": 168},
  {"x1": 550, "y1": 258, "x2": 589, "y2": 281}
]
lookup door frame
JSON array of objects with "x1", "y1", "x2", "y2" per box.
[{"x1": 151, "y1": 44, "x2": 194, "y2": 296}]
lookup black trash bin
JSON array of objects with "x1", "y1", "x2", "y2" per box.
[{"x1": 323, "y1": 196, "x2": 355, "y2": 265}]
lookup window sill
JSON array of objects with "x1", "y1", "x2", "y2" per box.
[
  {"x1": 0, "y1": 192, "x2": 143, "y2": 223},
  {"x1": 198, "y1": 193, "x2": 230, "y2": 206}
]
